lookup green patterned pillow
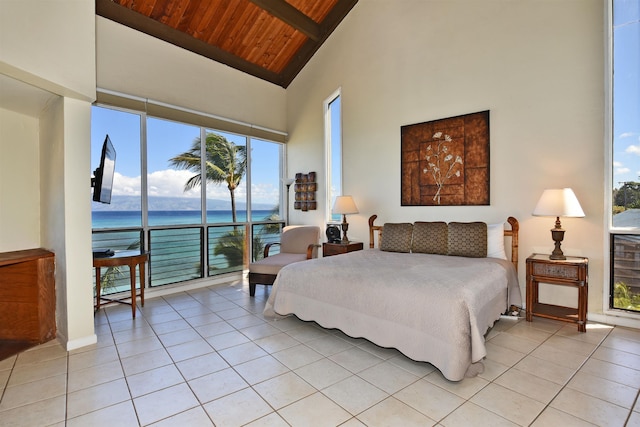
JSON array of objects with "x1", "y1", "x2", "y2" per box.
[
  {"x1": 412, "y1": 222, "x2": 448, "y2": 254},
  {"x1": 448, "y1": 222, "x2": 487, "y2": 258},
  {"x1": 380, "y1": 223, "x2": 413, "y2": 253}
]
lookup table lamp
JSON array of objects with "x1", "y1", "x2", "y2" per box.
[
  {"x1": 532, "y1": 188, "x2": 585, "y2": 260},
  {"x1": 332, "y1": 196, "x2": 359, "y2": 243}
]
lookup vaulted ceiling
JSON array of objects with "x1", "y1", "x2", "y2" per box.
[{"x1": 96, "y1": 0, "x2": 358, "y2": 88}]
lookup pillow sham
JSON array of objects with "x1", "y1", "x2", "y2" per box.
[
  {"x1": 487, "y1": 223, "x2": 507, "y2": 260},
  {"x1": 448, "y1": 222, "x2": 487, "y2": 258},
  {"x1": 412, "y1": 222, "x2": 448, "y2": 255},
  {"x1": 380, "y1": 223, "x2": 413, "y2": 253}
]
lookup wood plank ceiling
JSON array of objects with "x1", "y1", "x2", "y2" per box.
[{"x1": 96, "y1": 0, "x2": 358, "y2": 88}]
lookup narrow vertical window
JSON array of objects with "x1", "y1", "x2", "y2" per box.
[
  {"x1": 610, "y1": 0, "x2": 640, "y2": 312},
  {"x1": 325, "y1": 89, "x2": 342, "y2": 222}
]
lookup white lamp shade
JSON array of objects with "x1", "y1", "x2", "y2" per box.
[
  {"x1": 332, "y1": 196, "x2": 359, "y2": 215},
  {"x1": 532, "y1": 188, "x2": 585, "y2": 217}
]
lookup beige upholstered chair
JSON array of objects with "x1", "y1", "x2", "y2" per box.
[{"x1": 248, "y1": 225, "x2": 320, "y2": 296}]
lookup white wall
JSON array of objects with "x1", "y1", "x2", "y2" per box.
[
  {"x1": 286, "y1": 1, "x2": 610, "y2": 317},
  {"x1": 0, "y1": 0, "x2": 95, "y2": 100},
  {"x1": 0, "y1": 0, "x2": 97, "y2": 349},
  {"x1": 39, "y1": 97, "x2": 95, "y2": 348},
  {"x1": 96, "y1": 17, "x2": 287, "y2": 132},
  {"x1": 0, "y1": 107, "x2": 41, "y2": 250}
]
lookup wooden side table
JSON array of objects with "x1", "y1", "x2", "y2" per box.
[
  {"x1": 526, "y1": 253, "x2": 588, "y2": 332},
  {"x1": 94, "y1": 250, "x2": 149, "y2": 318},
  {"x1": 323, "y1": 242, "x2": 363, "y2": 257}
]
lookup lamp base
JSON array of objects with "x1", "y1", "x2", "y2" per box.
[
  {"x1": 549, "y1": 227, "x2": 566, "y2": 260},
  {"x1": 341, "y1": 215, "x2": 350, "y2": 244}
]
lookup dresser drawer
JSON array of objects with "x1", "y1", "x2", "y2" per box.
[{"x1": 532, "y1": 262, "x2": 580, "y2": 280}]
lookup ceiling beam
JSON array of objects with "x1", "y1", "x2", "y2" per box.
[
  {"x1": 248, "y1": 0, "x2": 321, "y2": 42},
  {"x1": 279, "y1": 0, "x2": 358, "y2": 87}
]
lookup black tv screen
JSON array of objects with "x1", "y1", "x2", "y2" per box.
[{"x1": 92, "y1": 135, "x2": 116, "y2": 204}]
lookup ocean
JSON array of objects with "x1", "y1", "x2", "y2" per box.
[{"x1": 92, "y1": 209, "x2": 276, "y2": 228}]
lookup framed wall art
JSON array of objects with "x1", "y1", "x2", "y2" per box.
[
  {"x1": 293, "y1": 172, "x2": 317, "y2": 211},
  {"x1": 401, "y1": 110, "x2": 490, "y2": 206}
]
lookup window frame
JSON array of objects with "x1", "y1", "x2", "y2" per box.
[
  {"x1": 606, "y1": 0, "x2": 640, "y2": 316},
  {"x1": 324, "y1": 88, "x2": 342, "y2": 224},
  {"x1": 91, "y1": 101, "x2": 286, "y2": 291}
]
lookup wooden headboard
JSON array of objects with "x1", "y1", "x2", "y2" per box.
[{"x1": 368, "y1": 215, "x2": 519, "y2": 272}]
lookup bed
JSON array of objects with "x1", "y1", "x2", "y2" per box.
[{"x1": 263, "y1": 215, "x2": 521, "y2": 381}]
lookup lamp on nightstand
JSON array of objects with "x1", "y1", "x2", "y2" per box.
[
  {"x1": 532, "y1": 188, "x2": 585, "y2": 260},
  {"x1": 332, "y1": 196, "x2": 359, "y2": 243}
]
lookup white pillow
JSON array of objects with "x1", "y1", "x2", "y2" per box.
[{"x1": 487, "y1": 223, "x2": 507, "y2": 260}]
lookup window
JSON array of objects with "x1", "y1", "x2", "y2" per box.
[
  {"x1": 610, "y1": 0, "x2": 640, "y2": 312},
  {"x1": 91, "y1": 106, "x2": 142, "y2": 228},
  {"x1": 91, "y1": 104, "x2": 285, "y2": 293},
  {"x1": 325, "y1": 89, "x2": 342, "y2": 222}
]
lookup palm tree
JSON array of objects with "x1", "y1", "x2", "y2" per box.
[
  {"x1": 169, "y1": 133, "x2": 247, "y2": 222},
  {"x1": 170, "y1": 133, "x2": 249, "y2": 270}
]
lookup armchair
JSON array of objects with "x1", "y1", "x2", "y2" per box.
[{"x1": 248, "y1": 225, "x2": 320, "y2": 296}]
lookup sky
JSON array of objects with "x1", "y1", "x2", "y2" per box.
[
  {"x1": 612, "y1": 0, "x2": 640, "y2": 188},
  {"x1": 91, "y1": 105, "x2": 282, "y2": 207}
]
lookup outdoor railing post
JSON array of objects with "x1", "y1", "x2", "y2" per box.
[{"x1": 244, "y1": 223, "x2": 250, "y2": 269}]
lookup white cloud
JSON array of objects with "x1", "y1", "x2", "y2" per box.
[
  {"x1": 625, "y1": 145, "x2": 640, "y2": 155},
  {"x1": 112, "y1": 168, "x2": 278, "y2": 204},
  {"x1": 112, "y1": 172, "x2": 141, "y2": 196},
  {"x1": 619, "y1": 132, "x2": 638, "y2": 139},
  {"x1": 147, "y1": 169, "x2": 201, "y2": 198},
  {"x1": 250, "y1": 182, "x2": 279, "y2": 205},
  {"x1": 206, "y1": 180, "x2": 239, "y2": 200},
  {"x1": 616, "y1": 167, "x2": 631, "y2": 174}
]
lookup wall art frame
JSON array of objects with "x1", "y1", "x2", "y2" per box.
[
  {"x1": 293, "y1": 172, "x2": 317, "y2": 211},
  {"x1": 401, "y1": 110, "x2": 490, "y2": 206}
]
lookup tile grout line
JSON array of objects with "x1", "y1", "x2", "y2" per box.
[
  {"x1": 526, "y1": 325, "x2": 617, "y2": 426},
  {"x1": 625, "y1": 387, "x2": 640, "y2": 426}
]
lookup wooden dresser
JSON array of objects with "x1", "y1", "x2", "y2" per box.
[{"x1": 0, "y1": 248, "x2": 56, "y2": 343}]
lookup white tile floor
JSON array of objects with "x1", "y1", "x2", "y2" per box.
[{"x1": 1, "y1": 280, "x2": 639, "y2": 426}]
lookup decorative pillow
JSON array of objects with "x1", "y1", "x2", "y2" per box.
[
  {"x1": 412, "y1": 222, "x2": 448, "y2": 254},
  {"x1": 448, "y1": 222, "x2": 487, "y2": 258},
  {"x1": 487, "y1": 223, "x2": 507, "y2": 260},
  {"x1": 380, "y1": 223, "x2": 413, "y2": 253}
]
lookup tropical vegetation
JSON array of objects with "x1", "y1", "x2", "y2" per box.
[
  {"x1": 170, "y1": 132, "x2": 279, "y2": 269},
  {"x1": 613, "y1": 281, "x2": 640, "y2": 311}
]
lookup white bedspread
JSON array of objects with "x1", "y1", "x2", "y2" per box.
[{"x1": 264, "y1": 249, "x2": 521, "y2": 381}]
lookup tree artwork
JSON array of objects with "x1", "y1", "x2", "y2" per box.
[
  {"x1": 401, "y1": 111, "x2": 490, "y2": 206},
  {"x1": 423, "y1": 132, "x2": 464, "y2": 205}
]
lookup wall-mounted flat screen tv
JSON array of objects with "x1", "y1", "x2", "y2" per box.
[{"x1": 92, "y1": 135, "x2": 116, "y2": 204}]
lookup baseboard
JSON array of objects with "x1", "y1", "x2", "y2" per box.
[
  {"x1": 588, "y1": 312, "x2": 640, "y2": 330},
  {"x1": 64, "y1": 334, "x2": 98, "y2": 351}
]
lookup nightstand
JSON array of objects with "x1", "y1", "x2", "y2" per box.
[
  {"x1": 323, "y1": 242, "x2": 363, "y2": 257},
  {"x1": 526, "y1": 253, "x2": 589, "y2": 332}
]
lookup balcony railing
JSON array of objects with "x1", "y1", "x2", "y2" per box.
[{"x1": 92, "y1": 221, "x2": 284, "y2": 295}]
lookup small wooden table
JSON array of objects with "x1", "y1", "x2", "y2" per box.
[
  {"x1": 323, "y1": 241, "x2": 363, "y2": 257},
  {"x1": 93, "y1": 250, "x2": 149, "y2": 318},
  {"x1": 526, "y1": 253, "x2": 588, "y2": 332}
]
